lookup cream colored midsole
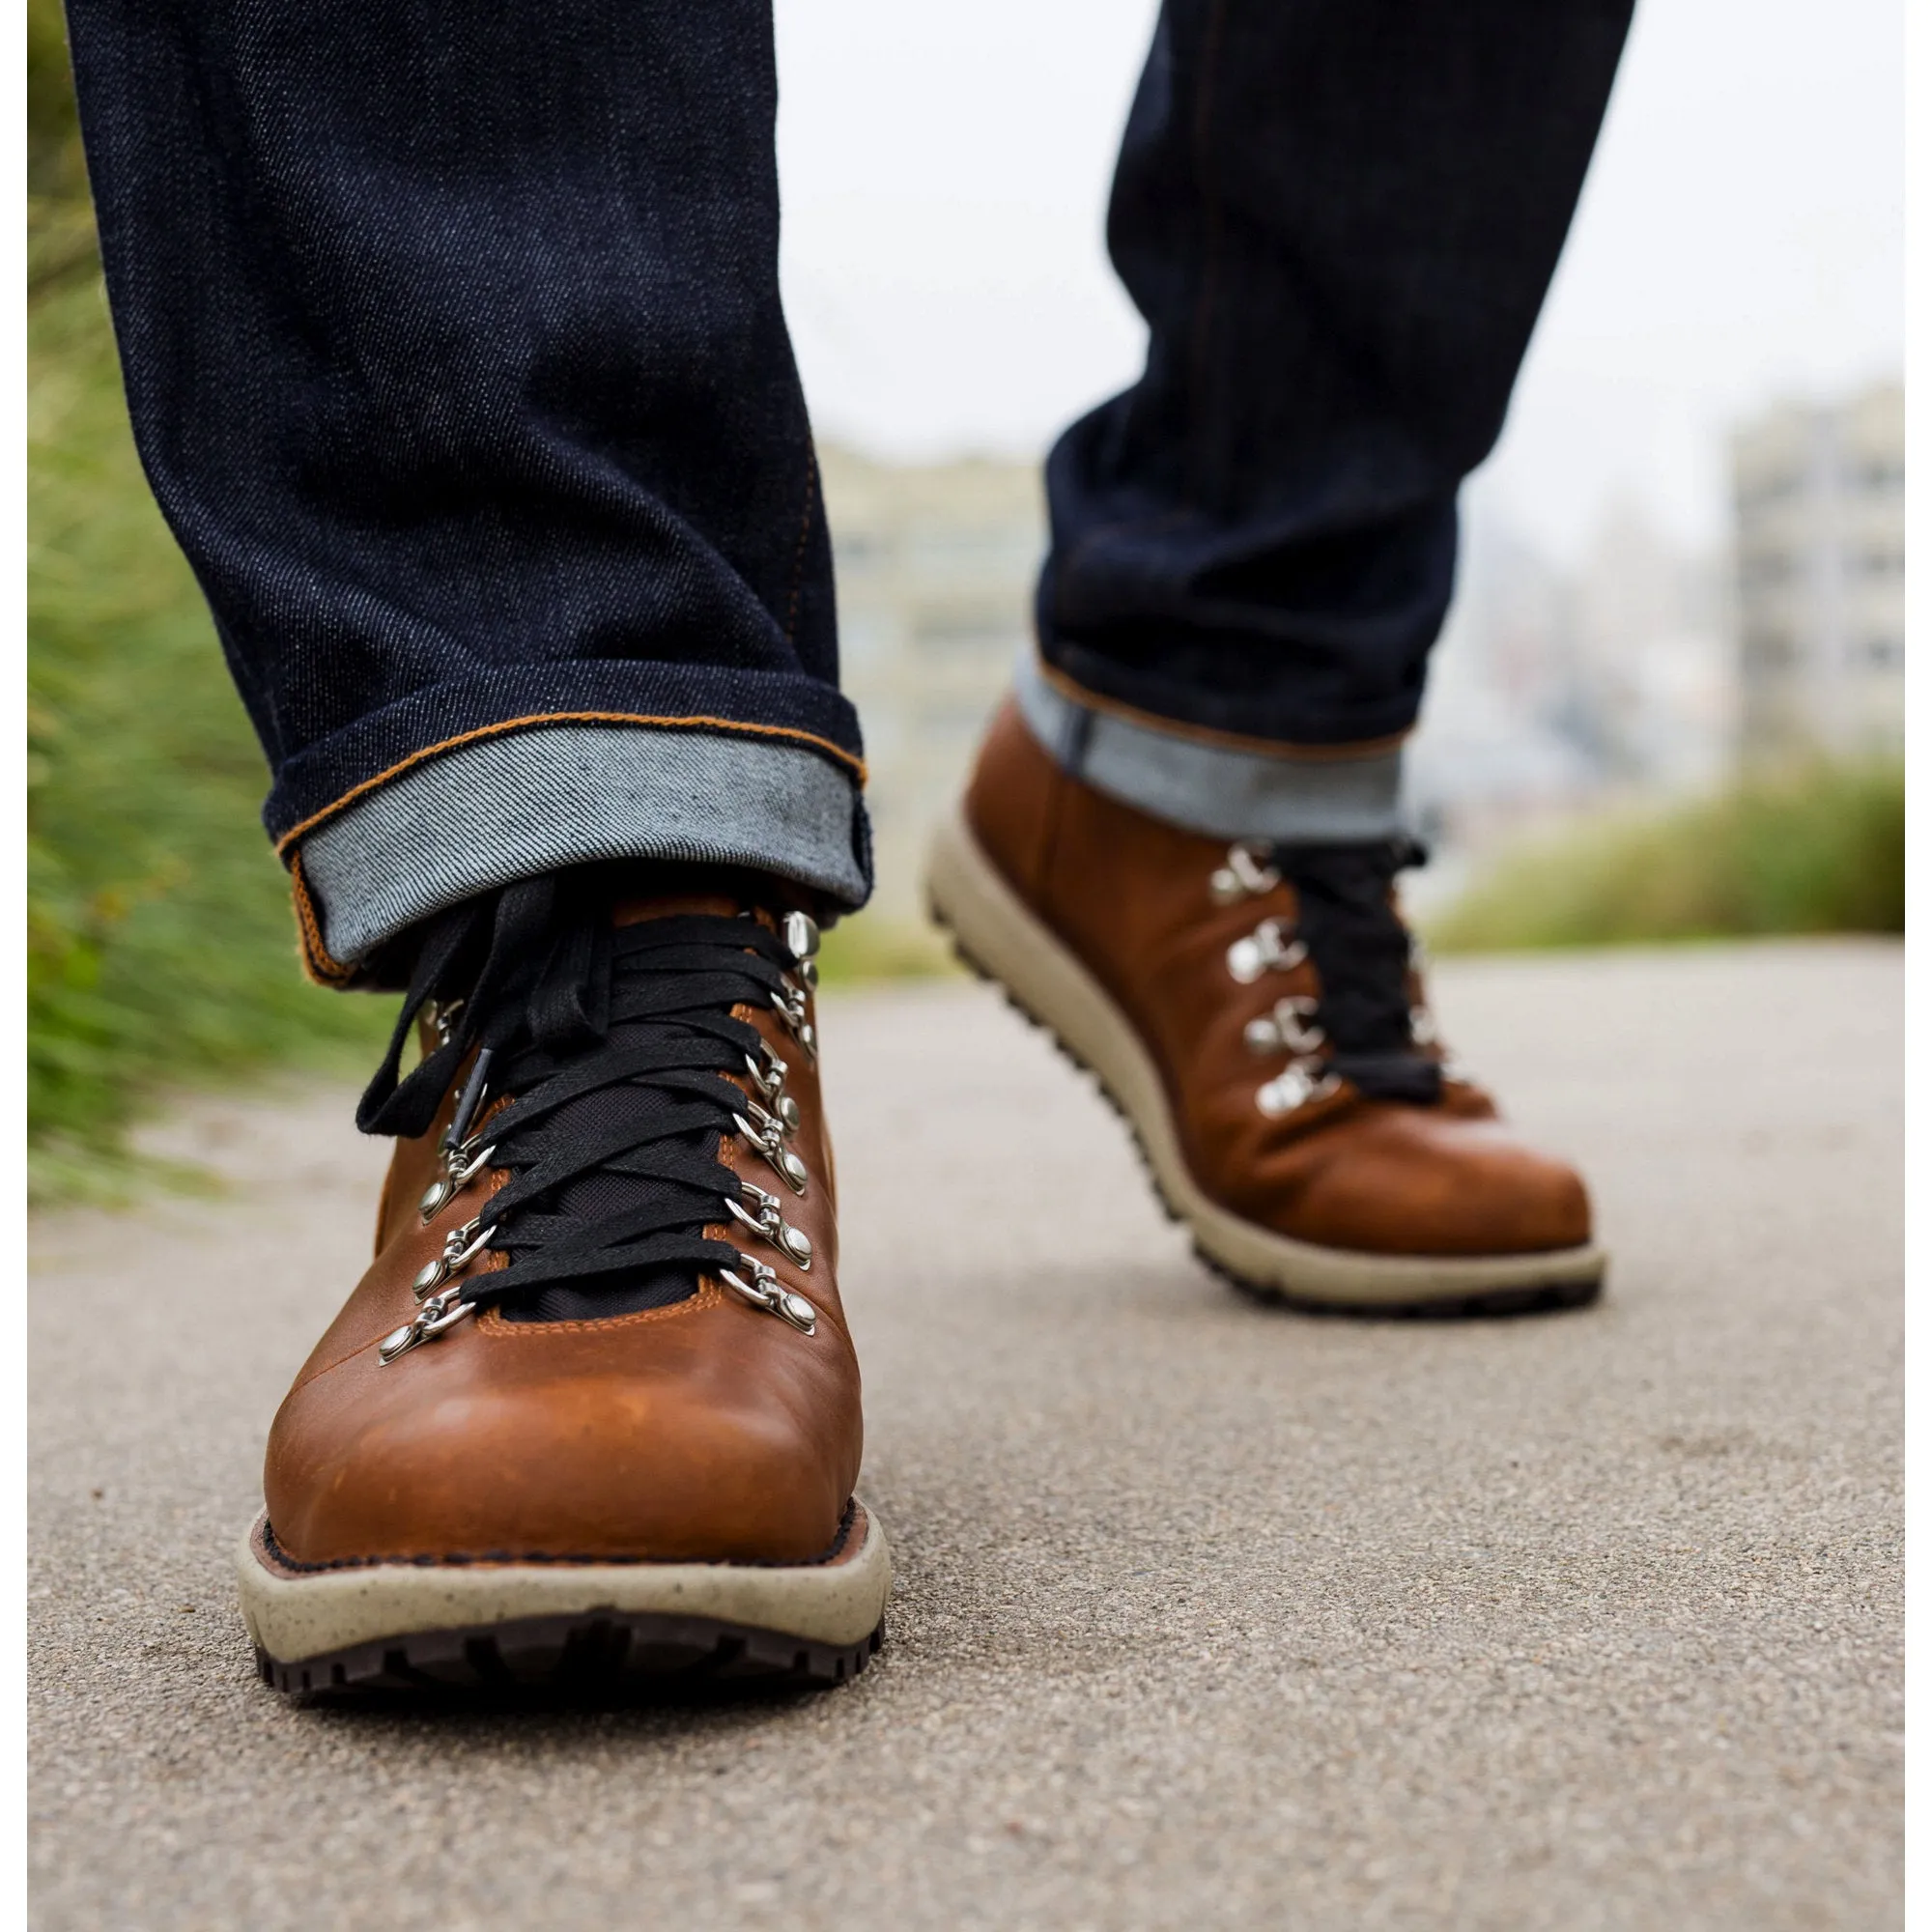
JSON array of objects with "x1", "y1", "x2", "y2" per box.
[
  {"x1": 237, "y1": 1505, "x2": 893, "y2": 1663},
  {"x1": 924, "y1": 808, "x2": 1605, "y2": 1304}
]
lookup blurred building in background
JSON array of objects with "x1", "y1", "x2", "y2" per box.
[
  {"x1": 1730, "y1": 380, "x2": 1904, "y2": 762},
  {"x1": 1403, "y1": 499, "x2": 1732, "y2": 879},
  {"x1": 821, "y1": 376, "x2": 1902, "y2": 926},
  {"x1": 821, "y1": 444, "x2": 1042, "y2": 921}
]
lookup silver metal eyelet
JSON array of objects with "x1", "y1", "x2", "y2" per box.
[
  {"x1": 726, "y1": 1181, "x2": 813, "y2": 1268},
  {"x1": 744, "y1": 1043, "x2": 789, "y2": 1103},
  {"x1": 735, "y1": 1104, "x2": 809, "y2": 1193},
  {"x1": 1256, "y1": 1064, "x2": 1344, "y2": 1119},
  {"x1": 1226, "y1": 919, "x2": 1309, "y2": 985},
  {"x1": 1209, "y1": 841, "x2": 1283, "y2": 905},
  {"x1": 782, "y1": 910, "x2": 820, "y2": 976},
  {"x1": 782, "y1": 909, "x2": 820, "y2": 958},
  {"x1": 412, "y1": 1217, "x2": 492, "y2": 1301},
  {"x1": 378, "y1": 1289, "x2": 479, "y2": 1364},
  {"x1": 418, "y1": 1136, "x2": 497, "y2": 1223},
  {"x1": 1244, "y1": 995, "x2": 1326, "y2": 1057},
  {"x1": 1409, "y1": 1006, "x2": 1439, "y2": 1047},
  {"x1": 771, "y1": 976, "x2": 818, "y2": 1059},
  {"x1": 719, "y1": 1254, "x2": 817, "y2": 1334}
]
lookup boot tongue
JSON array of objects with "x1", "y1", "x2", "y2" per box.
[{"x1": 612, "y1": 890, "x2": 751, "y2": 926}]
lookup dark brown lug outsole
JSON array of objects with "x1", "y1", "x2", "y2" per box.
[
  {"x1": 256, "y1": 1611, "x2": 885, "y2": 1703},
  {"x1": 930, "y1": 898, "x2": 1602, "y2": 1324}
]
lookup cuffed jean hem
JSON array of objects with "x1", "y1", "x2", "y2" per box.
[
  {"x1": 260, "y1": 661, "x2": 867, "y2": 847},
  {"x1": 1014, "y1": 654, "x2": 1406, "y2": 843},
  {"x1": 288, "y1": 723, "x2": 870, "y2": 980}
]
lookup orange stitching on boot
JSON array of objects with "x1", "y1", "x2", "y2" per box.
[
  {"x1": 475, "y1": 1278, "x2": 727, "y2": 1337},
  {"x1": 273, "y1": 710, "x2": 867, "y2": 857}
]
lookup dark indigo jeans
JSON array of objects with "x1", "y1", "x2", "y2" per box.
[{"x1": 63, "y1": 0, "x2": 1631, "y2": 974}]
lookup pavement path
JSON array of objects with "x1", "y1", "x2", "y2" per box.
[{"x1": 30, "y1": 941, "x2": 1902, "y2": 1929}]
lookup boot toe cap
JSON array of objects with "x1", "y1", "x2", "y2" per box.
[{"x1": 1252, "y1": 1105, "x2": 1594, "y2": 1258}]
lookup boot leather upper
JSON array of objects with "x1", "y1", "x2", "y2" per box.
[
  {"x1": 963, "y1": 698, "x2": 1591, "y2": 1259},
  {"x1": 262, "y1": 901, "x2": 861, "y2": 1570}
]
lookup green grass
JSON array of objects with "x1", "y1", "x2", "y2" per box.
[
  {"x1": 817, "y1": 914, "x2": 957, "y2": 984},
  {"x1": 28, "y1": 231, "x2": 396, "y2": 1202},
  {"x1": 1430, "y1": 758, "x2": 1905, "y2": 953}
]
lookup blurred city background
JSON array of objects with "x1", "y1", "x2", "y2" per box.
[{"x1": 27, "y1": 0, "x2": 1903, "y2": 1194}]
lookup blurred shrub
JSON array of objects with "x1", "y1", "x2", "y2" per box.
[
  {"x1": 818, "y1": 913, "x2": 957, "y2": 984},
  {"x1": 29, "y1": 28, "x2": 392, "y2": 1201},
  {"x1": 1430, "y1": 758, "x2": 1905, "y2": 953}
]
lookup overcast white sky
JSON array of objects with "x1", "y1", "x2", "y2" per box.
[{"x1": 774, "y1": 0, "x2": 1902, "y2": 563}]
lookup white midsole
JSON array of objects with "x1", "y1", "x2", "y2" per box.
[
  {"x1": 237, "y1": 1504, "x2": 893, "y2": 1663},
  {"x1": 924, "y1": 808, "x2": 1605, "y2": 1305}
]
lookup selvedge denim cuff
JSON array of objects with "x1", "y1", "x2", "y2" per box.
[
  {"x1": 290, "y1": 724, "x2": 868, "y2": 978},
  {"x1": 1013, "y1": 654, "x2": 1406, "y2": 843}
]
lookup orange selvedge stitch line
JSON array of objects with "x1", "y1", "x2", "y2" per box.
[{"x1": 272, "y1": 709, "x2": 869, "y2": 857}]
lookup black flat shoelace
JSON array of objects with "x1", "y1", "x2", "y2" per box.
[
  {"x1": 358, "y1": 876, "x2": 804, "y2": 1325},
  {"x1": 1269, "y1": 837, "x2": 1442, "y2": 1106}
]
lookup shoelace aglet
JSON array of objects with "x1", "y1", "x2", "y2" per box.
[{"x1": 445, "y1": 1046, "x2": 495, "y2": 1149}]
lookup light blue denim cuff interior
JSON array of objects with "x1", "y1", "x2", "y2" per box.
[
  {"x1": 296, "y1": 724, "x2": 868, "y2": 966},
  {"x1": 1014, "y1": 654, "x2": 1405, "y2": 842}
]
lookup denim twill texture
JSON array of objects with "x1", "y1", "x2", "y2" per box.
[
  {"x1": 65, "y1": 0, "x2": 856, "y2": 850},
  {"x1": 1014, "y1": 656, "x2": 1406, "y2": 845},
  {"x1": 1039, "y1": 0, "x2": 1634, "y2": 747},
  {"x1": 299, "y1": 725, "x2": 868, "y2": 969},
  {"x1": 66, "y1": 0, "x2": 1628, "y2": 961}
]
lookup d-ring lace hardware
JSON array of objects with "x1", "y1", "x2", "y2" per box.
[
  {"x1": 417, "y1": 1048, "x2": 497, "y2": 1221},
  {"x1": 378, "y1": 1287, "x2": 479, "y2": 1364},
  {"x1": 1244, "y1": 995, "x2": 1326, "y2": 1058},
  {"x1": 412, "y1": 1217, "x2": 493, "y2": 1301},
  {"x1": 430, "y1": 997, "x2": 467, "y2": 1046},
  {"x1": 1227, "y1": 918, "x2": 1309, "y2": 985},
  {"x1": 735, "y1": 1102, "x2": 809, "y2": 1193},
  {"x1": 741, "y1": 1050, "x2": 802, "y2": 1134},
  {"x1": 418, "y1": 1132, "x2": 498, "y2": 1222},
  {"x1": 744, "y1": 1041, "x2": 790, "y2": 1104},
  {"x1": 719, "y1": 1253, "x2": 817, "y2": 1334},
  {"x1": 1256, "y1": 1062, "x2": 1344, "y2": 1119},
  {"x1": 771, "y1": 977, "x2": 818, "y2": 1059},
  {"x1": 726, "y1": 1180, "x2": 813, "y2": 1267},
  {"x1": 1209, "y1": 841, "x2": 1282, "y2": 905},
  {"x1": 782, "y1": 910, "x2": 822, "y2": 989}
]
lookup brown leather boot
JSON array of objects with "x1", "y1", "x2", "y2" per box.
[
  {"x1": 235, "y1": 870, "x2": 890, "y2": 1695},
  {"x1": 927, "y1": 700, "x2": 1605, "y2": 1315}
]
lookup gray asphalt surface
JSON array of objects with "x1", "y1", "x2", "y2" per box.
[{"x1": 30, "y1": 941, "x2": 1901, "y2": 1929}]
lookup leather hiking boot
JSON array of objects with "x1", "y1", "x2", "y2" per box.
[
  {"x1": 236, "y1": 869, "x2": 890, "y2": 1696},
  {"x1": 926, "y1": 699, "x2": 1605, "y2": 1316}
]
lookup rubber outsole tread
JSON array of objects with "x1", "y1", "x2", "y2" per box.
[
  {"x1": 255, "y1": 1609, "x2": 885, "y2": 1704},
  {"x1": 929, "y1": 895, "x2": 1602, "y2": 1323}
]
